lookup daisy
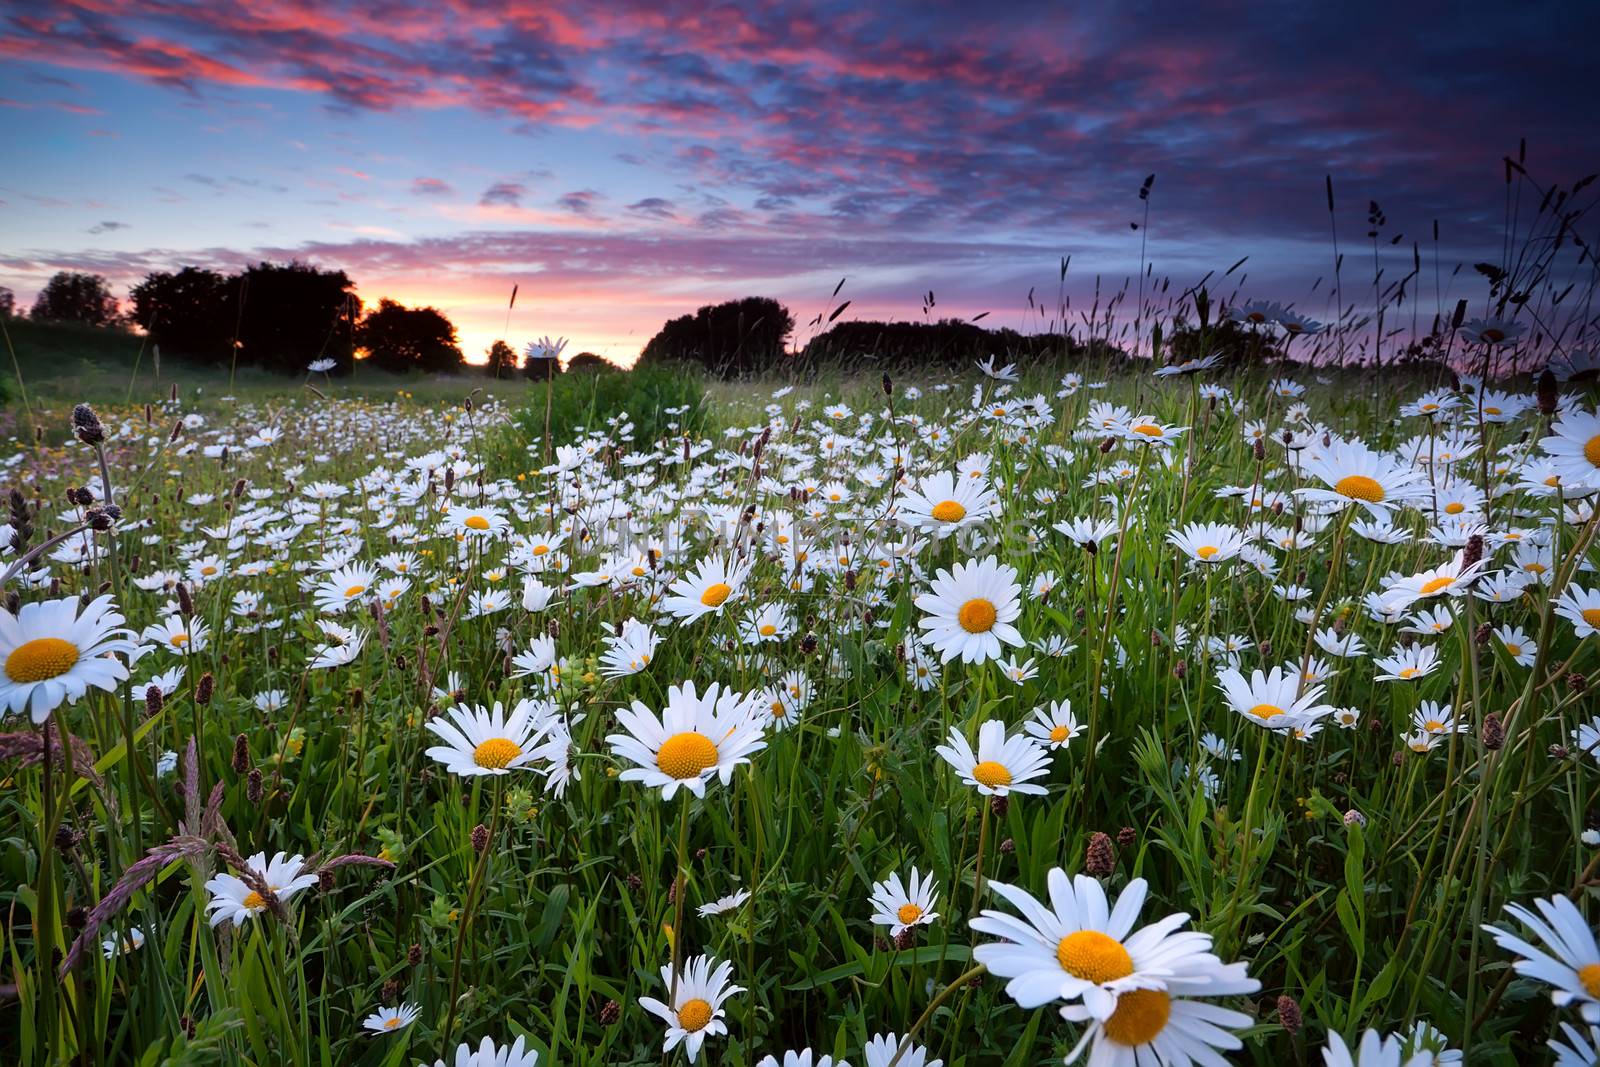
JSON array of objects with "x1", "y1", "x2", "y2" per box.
[
  {"x1": 444, "y1": 503, "x2": 509, "y2": 538},
  {"x1": 935, "y1": 719, "x2": 1050, "y2": 796},
  {"x1": 863, "y1": 1033, "x2": 940, "y2": 1067},
  {"x1": 143, "y1": 615, "x2": 209, "y2": 656},
  {"x1": 1555, "y1": 586, "x2": 1600, "y2": 639},
  {"x1": 1024, "y1": 700, "x2": 1084, "y2": 750},
  {"x1": 914, "y1": 556, "x2": 1024, "y2": 664},
  {"x1": 740, "y1": 602, "x2": 796, "y2": 644},
  {"x1": 1550, "y1": 1022, "x2": 1600, "y2": 1067},
  {"x1": 1380, "y1": 549, "x2": 1492, "y2": 612},
  {"x1": 424, "y1": 700, "x2": 552, "y2": 777},
  {"x1": 1060, "y1": 958, "x2": 1260, "y2": 1066},
  {"x1": 1494, "y1": 625, "x2": 1537, "y2": 666},
  {"x1": 660, "y1": 555, "x2": 752, "y2": 623},
  {"x1": 1322, "y1": 1030, "x2": 1425, "y2": 1067},
  {"x1": 869, "y1": 867, "x2": 940, "y2": 938},
  {"x1": 896, "y1": 470, "x2": 1000, "y2": 536},
  {"x1": 421, "y1": 1035, "x2": 540, "y2": 1067},
  {"x1": 638, "y1": 954, "x2": 742, "y2": 1063},
  {"x1": 361, "y1": 1003, "x2": 420, "y2": 1034},
  {"x1": 101, "y1": 926, "x2": 145, "y2": 959},
  {"x1": 1215, "y1": 666, "x2": 1334, "y2": 731},
  {"x1": 599, "y1": 619, "x2": 659, "y2": 678},
  {"x1": 997, "y1": 656, "x2": 1038, "y2": 685},
  {"x1": 758, "y1": 1053, "x2": 850, "y2": 1067},
  {"x1": 1372, "y1": 645, "x2": 1441, "y2": 683},
  {"x1": 0, "y1": 594, "x2": 135, "y2": 723},
  {"x1": 1298, "y1": 441, "x2": 1427, "y2": 517},
  {"x1": 607, "y1": 681, "x2": 765, "y2": 800},
  {"x1": 1166, "y1": 522, "x2": 1251, "y2": 564},
  {"x1": 698, "y1": 889, "x2": 751, "y2": 917},
  {"x1": 1460, "y1": 317, "x2": 1528, "y2": 346},
  {"x1": 203, "y1": 851, "x2": 318, "y2": 927},
  {"x1": 972, "y1": 869, "x2": 1238, "y2": 1018},
  {"x1": 1483, "y1": 894, "x2": 1600, "y2": 1021},
  {"x1": 313, "y1": 562, "x2": 376, "y2": 614},
  {"x1": 1412, "y1": 701, "x2": 1466, "y2": 736}
]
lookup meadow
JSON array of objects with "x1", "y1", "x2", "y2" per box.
[{"x1": 4, "y1": 318, "x2": 1600, "y2": 1067}]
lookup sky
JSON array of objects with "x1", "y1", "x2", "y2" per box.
[{"x1": 2, "y1": 1, "x2": 1595, "y2": 365}]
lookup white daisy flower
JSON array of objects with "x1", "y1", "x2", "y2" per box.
[
  {"x1": 607, "y1": 680, "x2": 766, "y2": 800},
  {"x1": 869, "y1": 867, "x2": 940, "y2": 938},
  {"x1": 361, "y1": 1003, "x2": 420, "y2": 1034},
  {"x1": 203, "y1": 851, "x2": 318, "y2": 927},
  {"x1": 0, "y1": 594, "x2": 135, "y2": 723},
  {"x1": 424, "y1": 700, "x2": 553, "y2": 777},
  {"x1": 638, "y1": 954, "x2": 742, "y2": 1063},
  {"x1": 914, "y1": 556, "x2": 1024, "y2": 664},
  {"x1": 935, "y1": 719, "x2": 1050, "y2": 796}
]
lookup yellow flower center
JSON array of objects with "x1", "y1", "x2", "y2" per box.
[
  {"x1": 700, "y1": 582, "x2": 733, "y2": 607},
  {"x1": 1505, "y1": 643, "x2": 1522, "y2": 656},
  {"x1": 5, "y1": 637, "x2": 80, "y2": 683},
  {"x1": 1102, "y1": 987, "x2": 1172, "y2": 1047},
  {"x1": 1484, "y1": 406, "x2": 1501, "y2": 415},
  {"x1": 971, "y1": 760, "x2": 1012, "y2": 788},
  {"x1": 472, "y1": 738, "x2": 522, "y2": 769},
  {"x1": 171, "y1": 632, "x2": 191, "y2": 647},
  {"x1": 1055, "y1": 929, "x2": 1134, "y2": 983},
  {"x1": 931, "y1": 499, "x2": 967, "y2": 523},
  {"x1": 201, "y1": 565, "x2": 218, "y2": 576},
  {"x1": 1248, "y1": 703, "x2": 1285, "y2": 721},
  {"x1": 759, "y1": 624, "x2": 777, "y2": 636},
  {"x1": 242, "y1": 891, "x2": 266, "y2": 911},
  {"x1": 532, "y1": 544, "x2": 550, "y2": 555},
  {"x1": 1583, "y1": 609, "x2": 1600, "y2": 628},
  {"x1": 770, "y1": 701, "x2": 786, "y2": 718},
  {"x1": 1196, "y1": 545, "x2": 1219, "y2": 560},
  {"x1": 657, "y1": 732, "x2": 718, "y2": 779},
  {"x1": 1445, "y1": 502, "x2": 1465, "y2": 515},
  {"x1": 464, "y1": 515, "x2": 490, "y2": 530},
  {"x1": 1399, "y1": 667, "x2": 1420, "y2": 679},
  {"x1": 897, "y1": 902, "x2": 924, "y2": 925},
  {"x1": 1423, "y1": 719, "x2": 1444, "y2": 732},
  {"x1": 1580, "y1": 963, "x2": 1600, "y2": 998},
  {"x1": 1132, "y1": 423, "x2": 1162, "y2": 436},
  {"x1": 344, "y1": 584, "x2": 366, "y2": 598},
  {"x1": 1546, "y1": 475, "x2": 1562, "y2": 487},
  {"x1": 1334, "y1": 474, "x2": 1385, "y2": 503},
  {"x1": 383, "y1": 1017, "x2": 401, "y2": 1030},
  {"x1": 1049, "y1": 725, "x2": 1070, "y2": 743},
  {"x1": 1585, "y1": 435, "x2": 1600, "y2": 469},
  {"x1": 1420, "y1": 576, "x2": 1455, "y2": 595},
  {"x1": 958, "y1": 598, "x2": 997, "y2": 634},
  {"x1": 677, "y1": 998, "x2": 713, "y2": 1032}
]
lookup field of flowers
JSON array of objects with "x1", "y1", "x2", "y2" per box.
[{"x1": 5, "y1": 346, "x2": 1600, "y2": 1067}]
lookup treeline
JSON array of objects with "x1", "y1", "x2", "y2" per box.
[
  {"x1": 4, "y1": 268, "x2": 584, "y2": 378},
  {"x1": 635, "y1": 296, "x2": 1135, "y2": 378}
]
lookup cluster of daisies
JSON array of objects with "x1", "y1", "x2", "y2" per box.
[{"x1": 7, "y1": 349, "x2": 1600, "y2": 1067}]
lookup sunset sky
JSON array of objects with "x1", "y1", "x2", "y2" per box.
[{"x1": 2, "y1": 2, "x2": 1593, "y2": 365}]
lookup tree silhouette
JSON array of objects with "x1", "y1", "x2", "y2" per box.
[
  {"x1": 0, "y1": 287, "x2": 14, "y2": 319},
  {"x1": 798, "y1": 318, "x2": 1092, "y2": 372},
  {"x1": 29, "y1": 272, "x2": 121, "y2": 327},
  {"x1": 484, "y1": 340, "x2": 519, "y2": 378},
  {"x1": 566, "y1": 352, "x2": 616, "y2": 374},
  {"x1": 130, "y1": 267, "x2": 238, "y2": 364},
  {"x1": 638, "y1": 296, "x2": 793, "y2": 377},
  {"x1": 236, "y1": 262, "x2": 359, "y2": 374},
  {"x1": 358, "y1": 299, "x2": 464, "y2": 374}
]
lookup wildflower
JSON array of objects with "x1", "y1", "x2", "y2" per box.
[
  {"x1": 869, "y1": 868, "x2": 940, "y2": 938},
  {"x1": 638, "y1": 955, "x2": 742, "y2": 1063},
  {"x1": 424, "y1": 700, "x2": 553, "y2": 777},
  {"x1": 935, "y1": 719, "x2": 1050, "y2": 797},
  {"x1": 203, "y1": 852, "x2": 318, "y2": 927},
  {"x1": 607, "y1": 681, "x2": 765, "y2": 800},
  {"x1": 914, "y1": 556, "x2": 1024, "y2": 664},
  {"x1": 361, "y1": 1003, "x2": 420, "y2": 1034},
  {"x1": 1, "y1": 594, "x2": 135, "y2": 723}
]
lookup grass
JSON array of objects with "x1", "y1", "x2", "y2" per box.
[{"x1": 1, "y1": 343, "x2": 1597, "y2": 1066}]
